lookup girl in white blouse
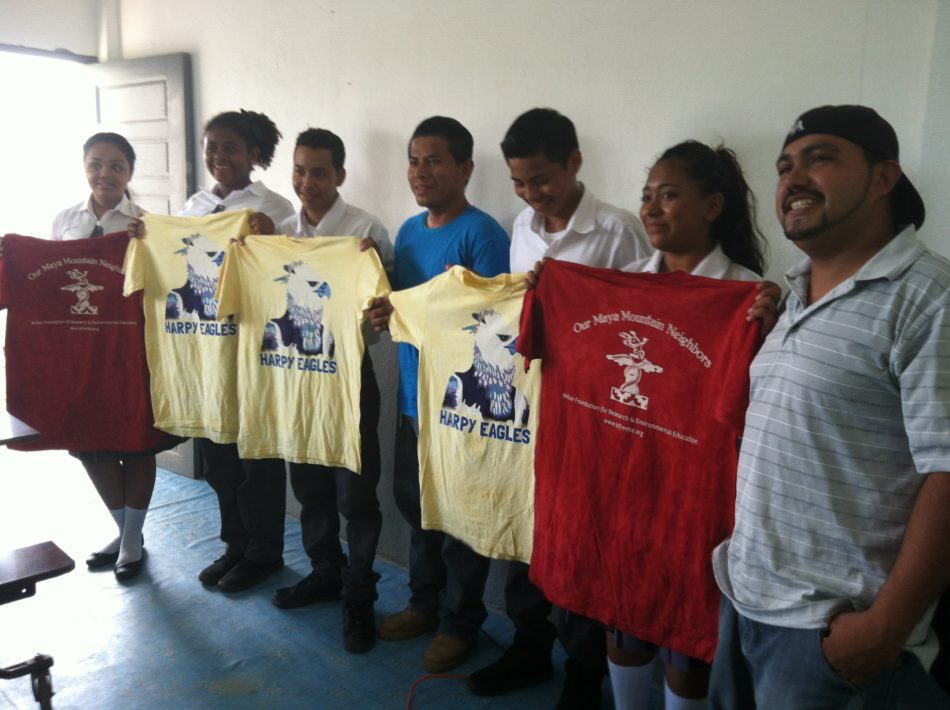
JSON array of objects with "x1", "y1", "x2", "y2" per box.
[
  {"x1": 56, "y1": 133, "x2": 159, "y2": 582},
  {"x1": 51, "y1": 132, "x2": 145, "y2": 239}
]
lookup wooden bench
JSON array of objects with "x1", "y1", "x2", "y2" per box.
[{"x1": 0, "y1": 541, "x2": 75, "y2": 709}]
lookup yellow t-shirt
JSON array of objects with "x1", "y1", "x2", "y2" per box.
[
  {"x1": 122, "y1": 210, "x2": 251, "y2": 441},
  {"x1": 388, "y1": 266, "x2": 540, "y2": 562},
  {"x1": 216, "y1": 235, "x2": 390, "y2": 470}
]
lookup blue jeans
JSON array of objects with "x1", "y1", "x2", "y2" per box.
[
  {"x1": 710, "y1": 597, "x2": 950, "y2": 710},
  {"x1": 392, "y1": 414, "x2": 490, "y2": 639}
]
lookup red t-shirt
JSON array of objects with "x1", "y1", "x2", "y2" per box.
[
  {"x1": 519, "y1": 260, "x2": 760, "y2": 663},
  {"x1": 1, "y1": 233, "x2": 163, "y2": 452}
]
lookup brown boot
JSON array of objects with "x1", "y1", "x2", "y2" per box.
[
  {"x1": 378, "y1": 607, "x2": 438, "y2": 641},
  {"x1": 424, "y1": 633, "x2": 475, "y2": 673}
]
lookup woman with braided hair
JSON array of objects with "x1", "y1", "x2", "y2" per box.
[
  {"x1": 179, "y1": 109, "x2": 294, "y2": 228},
  {"x1": 182, "y1": 110, "x2": 294, "y2": 592}
]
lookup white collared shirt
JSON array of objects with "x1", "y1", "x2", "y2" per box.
[
  {"x1": 278, "y1": 195, "x2": 393, "y2": 271},
  {"x1": 509, "y1": 183, "x2": 651, "y2": 272},
  {"x1": 178, "y1": 180, "x2": 295, "y2": 224},
  {"x1": 51, "y1": 194, "x2": 143, "y2": 240},
  {"x1": 623, "y1": 243, "x2": 760, "y2": 282}
]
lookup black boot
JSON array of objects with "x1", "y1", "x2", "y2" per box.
[
  {"x1": 468, "y1": 638, "x2": 554, "y2": 696},
  {"x1": 343, "y1": 599, "x2": 376, "y2": 654},
  {"x1": 556, "y1": 657, "x2": 603, "y2": 709}
]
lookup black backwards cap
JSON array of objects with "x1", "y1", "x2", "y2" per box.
[{"x1": 782, "y1": 105, "x2": 925, "y2": 229}]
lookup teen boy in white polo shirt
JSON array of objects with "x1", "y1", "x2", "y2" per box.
[
  {"x1": 468, "y1": 107, "x2": 651, "y2": 709},
  {"x1": 272, "y1": 128, "x2": 392, "y2": 655}
]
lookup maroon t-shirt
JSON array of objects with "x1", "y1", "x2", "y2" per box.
[
  {"x1": 519, "y1": 259, "x2": 760, "y2": 663},
  {"x1": 1, "y1": 233, "x2": 163, "y2": 452}
]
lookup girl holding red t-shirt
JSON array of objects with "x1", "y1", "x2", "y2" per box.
[
  {"x1": 54, "y1": 133, "x2": 160, "y2": 582},
  {"x1": 607, "y1": 141, "x2": 774, "y2": 710}
]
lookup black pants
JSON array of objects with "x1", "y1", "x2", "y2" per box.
[
  {"x1": 288, "y1": 353, "x2": 382, "y2": 602},
  {"x1": 198, "y1": 439, "x2": 286, "y2": 564},
  {"x1": 392, "y1": 414, "x2": 490, "y2": 638},
  {"x1": 506, "y1": 561, "x2": 606, "y2": 673}
]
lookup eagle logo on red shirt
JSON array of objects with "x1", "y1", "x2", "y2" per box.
[{"x1": 606, "y1": 330, "x2": 664, "y2": 410}]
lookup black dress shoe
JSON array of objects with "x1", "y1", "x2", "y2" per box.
[
  {"x1": 555, "y1": 658, "x2": 604, "y2": 710},
  {"x1": 87, "y1": 535, "x2": 144, "y2": 569},
  {"x1": 86, "y1": 550, "x2": 119, "y2": 569},
  {"x1": 217, "y1": 558, "x2": 283, "y2": 593},
  {"x1": 198, "y1": 552, "x2": 243, "y2": 586},
  {"x1": 468, "y1": 641, "x2": 554, "y2": 696},
  {"x1": 114, "y1": 548, "x2": 147, "y2": 582},
  {"x1": 272, "y1": 572, "x2": 342, "y2": 609}
]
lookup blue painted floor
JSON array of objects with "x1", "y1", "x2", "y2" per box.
[{"x1": 0, "y1": 450, "x2": 632, "y2": 709}]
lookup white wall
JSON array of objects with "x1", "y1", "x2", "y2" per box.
[
  {"x1": 921, "y1": 1, "x2": 950, "y2": 251},
  {"x1": 2, "y1": 0, "x2": 945, "y2": 273},
  {"x1": 0, "y1": 0, "x2": 99, "y2": 56},
  {"x1": 110, "y1": 0, "x2": 948, "y2": 280}
]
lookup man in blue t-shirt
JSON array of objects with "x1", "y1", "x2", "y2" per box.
[{"x1": 368, "y1": 116, "x2": 509, "y2": 673}]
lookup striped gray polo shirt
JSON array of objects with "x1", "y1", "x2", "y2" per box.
[{"x1": 713, "y1": 227, "x2": 950, "y2": 629}]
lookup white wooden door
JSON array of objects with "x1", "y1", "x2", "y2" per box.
[
  {"x1": 92, "y1": 53, "x2": 199, "y2": 476},
  {"x1": 90, "y1": 53, "x2": 195, "y2": 215}
]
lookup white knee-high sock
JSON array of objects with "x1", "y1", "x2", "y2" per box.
[
  {"x1": 608, "y1": 657, "x2": 655, "y2": 710},
  {"x1": 118, "y1": 506, "x2": 147, "y2": 564},
  {"x1": 664, "y1": 682, "x2": 708, "y2": 710},
  {"x1": 96, "y1": 508, "x2": 125, "y2": 554}
]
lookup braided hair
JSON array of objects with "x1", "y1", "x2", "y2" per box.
[{"x1": 204, "y1": 109, "x2": 282, "y2": 169}]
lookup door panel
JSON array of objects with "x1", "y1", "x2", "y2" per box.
[
  {"x1": 90, "y1": 53, "x2": 194, "y2": 216},
  {"x1": 91, "y1": 53, "x2": 198, "y2": 477}
]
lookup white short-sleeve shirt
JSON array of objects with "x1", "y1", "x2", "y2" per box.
[
  {"x1": 278, "y1": 195, "x2": 393, "y2": 271},
  {"x1": 623, "y1": 243, "x2": 760, "y2": 282},
  {"x1": 51, "y1": 195, "x2": 143, "y2": 240},
  {"x1": 509, "y1": 184, "x2": 651, "y2": 272},
  {"x1": 178, "y1": 181, "x2": 295, "y2": 224}
]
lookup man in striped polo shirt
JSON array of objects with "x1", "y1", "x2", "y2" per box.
[{"x1": 710, "y1": 105, "x2": 950, "y2": 708}]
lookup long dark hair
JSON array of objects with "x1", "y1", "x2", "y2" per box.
[{"x1": 656, "y1": 140, "x2": 767, "y2": 276}]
